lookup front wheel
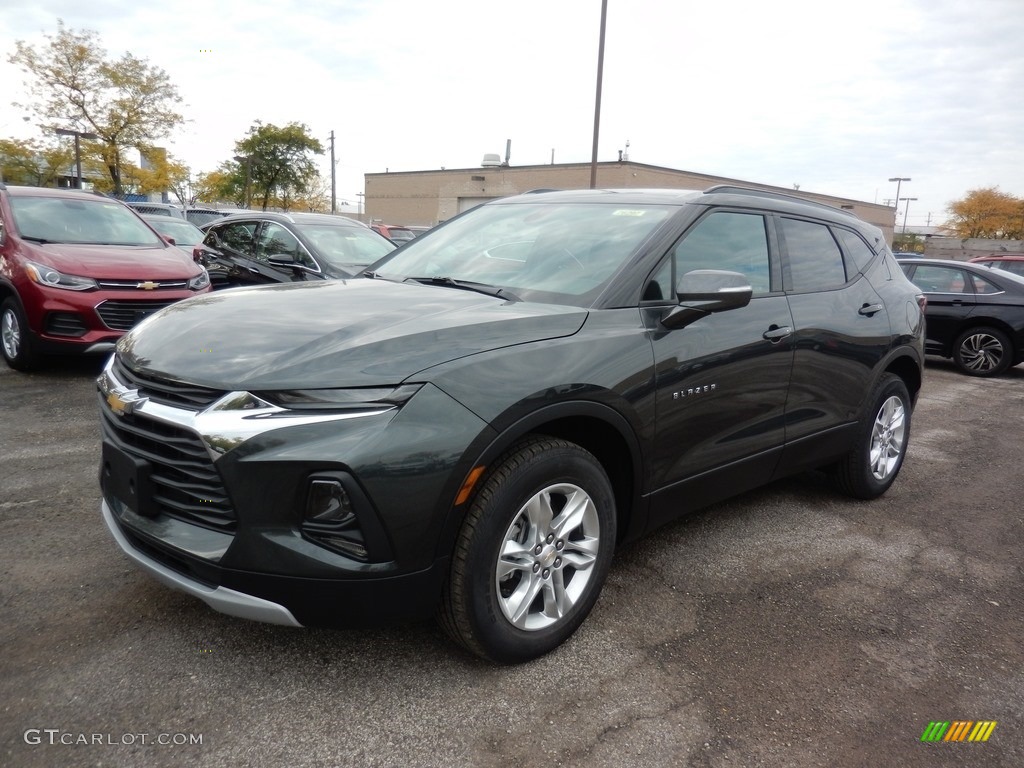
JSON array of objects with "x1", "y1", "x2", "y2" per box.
[
  {"x1": 1, "y1": 297, "x2": 40, "y2": 371},
  {"x1": 953, "y1": 326, "x2": 1013, "y2": 377},
  {"x1": 833, "y1": 373, "x2": 911, "y2": 500},
  {"x1": 439, "y1": 436, "x2": 616, "y2": 663}
]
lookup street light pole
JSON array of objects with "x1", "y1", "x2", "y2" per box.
[
  {"x1": 899, "y1": 197, "x2": 918, "y2": 235},
  {"x1": 888, "y1": 176, "x2": 911, "y2": 216},
  {"x1": 55, "y1": 128, "x2": 99, "y2": 189},
  {"x1": 589, "y1": 0, "x2": 609, "y2": 189}
]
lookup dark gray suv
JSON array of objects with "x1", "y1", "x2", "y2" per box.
[{"x1": 98, "y1": 187, "x2": 925, "y2": 662}]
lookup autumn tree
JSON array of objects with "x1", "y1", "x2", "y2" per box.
[
  {"x1": 8, "y1": 20, "x2": 184, "y2": 195},
  {"x1": 193, "y1": 165, "x2": 246, "y2": 207},
  {"x1": 0, "y1": 138, "x2": 74, "y2": 187},
  {"x1": 946, "y1": 187, "x2": 1024, "y2": 239},
  {"x1": 234, "y1": 121, "x2": 324, "y2": 210}
]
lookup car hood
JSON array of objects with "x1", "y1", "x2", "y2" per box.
[
  {"x1": 119, "y1": 279, "x2": 589, "y2": 390},
  {"x1": 29, "y1": 242, "x2": 201, "y2": 279}
]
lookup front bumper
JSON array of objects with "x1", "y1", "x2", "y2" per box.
[
  {"x1": 96, "y1": 356, "x2": 487, "y2": 628},
  {"x1": 101, "y1": 499, "x2": 302, "y2": 626}
]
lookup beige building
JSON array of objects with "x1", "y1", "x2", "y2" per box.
[{"x1": 365, "y1": 160, "x2": 897, "y2": 243}]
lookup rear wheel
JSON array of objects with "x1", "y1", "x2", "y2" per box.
[
  {"x1": 440, "y1": 436, "x2": 616, "y2": 663},
  {"x1": 833, "y1": 373, "x2": 911, "y2": 500},
  {"x1": 953, "y1": 326, "x2": 1012, "y2": 377},
  {"x1": 1, "y1": 297, "x2": 40, "y2": 371}
]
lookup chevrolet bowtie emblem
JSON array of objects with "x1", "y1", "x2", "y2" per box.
[
  {"x1": 107, "y1": 388, "x2": 146, "y2": 417},
  {"x1": 137, "y1": 281, "x2": 160, "y2": 290}
]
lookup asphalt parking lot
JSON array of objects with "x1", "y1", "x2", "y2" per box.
[{"x1": 1, "y1": 357, "x2": 1022, "y2": 768}]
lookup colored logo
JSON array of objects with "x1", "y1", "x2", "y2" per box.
[{"x1": 921, "y1": 721, "x2": 997, "y2": 742}]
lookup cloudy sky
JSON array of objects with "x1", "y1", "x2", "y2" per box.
[{"x1": 2, "y1": 0, "x2": 1022, "y2": 226}]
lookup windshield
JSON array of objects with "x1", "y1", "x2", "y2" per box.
[
  {"x1": 145, "y1": 217, "x2": 205, "y2": 246},
  {"x1": 12, "y1": 196, "x2": 165, "y2": 246},
  {"x1": 369, "y1": 200, "x2": 674, "y2": 305},
  {"x1": 296, "y1": 223, "x2": 396, "y2": 269}
]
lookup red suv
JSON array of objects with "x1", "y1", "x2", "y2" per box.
[
  {"x1": 969, "y1": 254, "x2": 1024, "y2": 278},
  {"x1": 370, "y1": 223, "x2": 416, "y2": 245},
  {"x1": 0, "y1": 184, "x2": 211, "y2": 371}
]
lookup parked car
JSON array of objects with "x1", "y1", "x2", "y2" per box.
[
  {"x1": 183, "y1": 207, "x2": 231, "y2": 227},
  {"x1": 199, "y1": 211, "x2": 395, "y2": 288},
  {"x1": 371, "y1": 223, "x2": 417, "y2": 244},
  {"x1": 899, "y1": 257, "x2": 1024, "y2": 376},
  {"x1": 969, "y1": 254, "x2": 1024, "y2": 278},
  {"x1": 0, "y1": 184, "x2": 211, "y2": 371},
  {"x1": 142, "y1": 215, "x2": 206, "y2": 254},
  {"x1": 97, "y1": 186, "x2": 924, "y2": 662},
  {"x1": 126, "y1": 201, "x2": 185, "y2": 219}
]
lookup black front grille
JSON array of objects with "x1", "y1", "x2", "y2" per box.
[
  {"x1": 113, "y1": 357, "x2": 225, "y2": 411},
  {"x1": 96, "y1": 300, "x2": 177, "y2": 330},
  {"x1": 45, "y1": 312, "x2": 88, "y2": 337},
  {"x1": 96, "y1": 279, "x2": 189, "y2": 290},
  {"x1": 99, "y1": 395, "x2": 236, "y2": 531}
]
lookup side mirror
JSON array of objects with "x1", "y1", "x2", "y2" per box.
[
  {"x1": 661, "y1": 269, "x2": 753, "y2": 330},
  {"x1": 161, "y1": 234, "x2": 177, "y2": 246}
]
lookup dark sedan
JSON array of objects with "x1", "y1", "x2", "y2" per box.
[
  {"x1": 899, "y1": 257, "x2": 1024, "y2": 376},
  {"x1": 199, "y1": 211, "x2": 395, "y2": 288}
]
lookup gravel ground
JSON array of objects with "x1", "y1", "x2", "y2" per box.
[{"x1": 1, "y1": 356, "x2": 1021, "y2": 768}]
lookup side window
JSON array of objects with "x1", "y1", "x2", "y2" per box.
[
  {"x1": 670, "y1": 212, "x2": 771, "y2": 294},
  {"x1": 643, "y1": 258, "x2": 674, "y2": 301},
  {"x1": 833, "y1": 228, "x2": 876, "y2": 274},
  {"x1": 969, "y1": 273, "x2": 1001, "y2": 295},
  {"x1": 207, "y1": 222, "x2": 257, "y2": 256},
  {"x1": 257, "y1": 223, "x2": 308, "y2": 265},
  {"x1": 907, "y1": 265, "x2": 970, "y2": 294},
  {"x1": 781, "y1": 218, "x2": 847, "y2": 292}
]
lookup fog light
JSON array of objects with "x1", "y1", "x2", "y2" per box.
[
  {"x1": 302, "y1": 478, "x2": 369, "y2": 561},
  {"x1": 305, "y1": 479, "x2": 355, "y2": 525}
]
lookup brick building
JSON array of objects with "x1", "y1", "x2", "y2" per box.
[{"x1": 364, "y1": 160, "x2": 897, "y2": 243}]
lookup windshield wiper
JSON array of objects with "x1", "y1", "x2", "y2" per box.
[
  {"x1": 20, "y1": 235, "x2": 52, "y2": 244},
  {"x1": 403, "y1": 276, "x2": 520, "y2": 301}
]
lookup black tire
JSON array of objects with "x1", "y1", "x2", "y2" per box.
[
  {"x1": 439, "y1": 436, "x2": 616, "y2": 663},
  {"x1": 833, "y1": 373, "x2": 911, "y2": 500},
  {"x1": 952, "y1": 326, "x2": 1013, "y2": 377},
  {"x1": 1, "y1": 297, "x2": 40, "y2": 372}
]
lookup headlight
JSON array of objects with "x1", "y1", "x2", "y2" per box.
[
  {"x1": 24, "y1": 260, "x2": 98, "y2": 291},
  {"x1": 255, "y1": 384, "x2": 423, "y2": 411},
  {"x1": 188, "y1": 268, "x2": 211, "y2": 291}
]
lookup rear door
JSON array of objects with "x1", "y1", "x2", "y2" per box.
[{"x1": 776, "y1": 217, "x2": 892, "y2": 468}]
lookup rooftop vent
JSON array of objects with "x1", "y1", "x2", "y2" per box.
[{"x1": 481, "y1": 154, "x2": 502, "y2": 167}]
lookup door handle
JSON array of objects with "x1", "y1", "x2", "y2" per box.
[
  {"x1": 763, "y1": 325, "x2": 792, "y2": 342},
  {"x1": 858, "y1": 303, "x2": 884, "y2": 316}
]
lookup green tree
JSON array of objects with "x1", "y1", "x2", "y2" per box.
[
  {"x1": 0, "y1": 138, "x2": 75, "y2": 187},
  {"x1": 193, "y1": 164, "x2": 246, "y2": 206},
  {"x1": 946, "y1": 187, "x2": 1024, "y2": 239},
  {"x1": 8, "y1": 20, "x2": 184, "y2": 195},
  {"x1": 234, "y1": 121, "x2": 324, "y2": 210}
]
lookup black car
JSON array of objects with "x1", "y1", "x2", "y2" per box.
[
  {"x1": 899, "y1": 257, "x2": 1024, "y2": 376},
  {"x1": 198, "y1": 211, "x2": 395, "y2": 288},
  {"x1": 97, "y1": 187, "x2": 925, "y2": 662}
]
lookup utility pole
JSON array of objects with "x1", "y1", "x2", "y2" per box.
[{"x1": 329, "y1": 130, "x2": 336, "y2": 215}]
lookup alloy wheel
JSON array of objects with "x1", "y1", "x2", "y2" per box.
[
  {"x1": 869, "y1": 395, "x2": 906, "y2": 481},
  {"x1": 494, "y1": 482, "x2": 601, "y2": 631},
  {"x1": 1, "y1": 307, "x2": 21, "y2": 360},
  {"x1": 958, "y1": 332, "x2": 1004, "y2": 373}
]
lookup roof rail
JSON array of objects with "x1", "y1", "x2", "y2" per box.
[{"x1": 703, "y1": 185, "x2": 858, "y2": 218}]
